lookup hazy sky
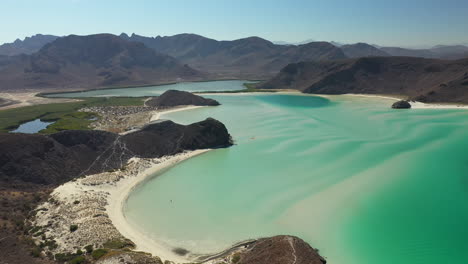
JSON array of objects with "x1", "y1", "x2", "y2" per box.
[{"x1": 2, "y1": 0, "x2": 467, "y2": 47}]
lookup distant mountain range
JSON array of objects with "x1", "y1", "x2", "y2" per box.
[
  {"x1": 259, "y1": 56, "x2": 468, "y2": 103},
  {"x1": 381, "y1": 45, "x2": 468, "y2": 60},
  {"x1": 2, "y1": 33, "x2": 467, "y2": 61},
  {"x1": 120, "y1": 33, "x2": 345, "y2": 78},
  {"x1": 0, "y1": 34, "x2": 203, "y2": 91},
  {"x1": 340, "y1": 43, "x2": 390, "y2": 58},
  {"x1": 0, "y1": 33, "x2": 468, "y2": 93},
  {"x1": 0, "y1": 34, "x2": 58, "y2": 56}
]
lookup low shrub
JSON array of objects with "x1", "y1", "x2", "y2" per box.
[
  {"x1": 55, "y1": 253, "x2": 74, "y2": 262},
  {"x1": 30, "y1": 226, "x2": 41, "y2": 234},
  {"x1": 31, "y1": 247, "x2": 41, "y2": 258},
  {"x1": 232, "y1": 253, "x2": 241, "y2": 263},
  {"x1": 70, "y1": 224, "x2": 78, "y2": 232},
  {"x1": 103, "y1": 239, "x2": 134, "y2": 249},
  {"x1": 41, "y1": 239, "x2": 58, "y2": 250},
  {"x1": 69, "y1": 256, "x2": 86, "y2": 264},
  {"x1": 91, "y1": 249, "x2": 108, "y2": 260},
  {"x1": 84, "y1": 244, "x2": 93, "y2": 254}
]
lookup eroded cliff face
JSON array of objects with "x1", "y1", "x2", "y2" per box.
[{"x1": 0, "y1": 118, "x2": 232, "y2": 187}]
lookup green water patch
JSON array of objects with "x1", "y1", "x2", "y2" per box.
[
  {"x1": 254, "y1": 94, "x2": 332, "y2": 108},
  {"x1": 338, "y1": 127, "x2": 468, "y2": 264}
]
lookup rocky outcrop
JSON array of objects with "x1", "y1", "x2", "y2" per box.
[
  {"x1": 237, "y1": 236, "x2": 326, "y2": 264},
  {"x1": 391, "y1": 100, "x2": 411, "y2": 109},
  {"x1": 146, "y1": 90, "x2": 220, "y2": 108},
  {"x1": 0, "y1": 118, "x2": 231, "y2": 187},
  {"x1": 259, "y1": 56, "x2": 468, "y2": 104}
]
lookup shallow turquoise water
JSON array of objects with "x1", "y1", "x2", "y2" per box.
[
  {"x1": 124, "y1": 92, "x2": 468, "y2": 264},
  {"x1": 45, "y1": 80, "x2": 253, "y2": 97},
  {"x1": 54, "y1": 80, "x2": 468, "y2": 263}
]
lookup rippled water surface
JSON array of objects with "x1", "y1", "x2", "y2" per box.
[{"x1": 58, "y1": 80, "x2": 468, "y2": 264}]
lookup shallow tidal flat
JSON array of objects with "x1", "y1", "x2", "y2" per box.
[{"x1": 122, "y1": 92, "x2": 468, "y2": 264}]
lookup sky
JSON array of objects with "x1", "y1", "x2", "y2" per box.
[{"x1": 1, "y1": 0, "x2": 468, "y2": 47}]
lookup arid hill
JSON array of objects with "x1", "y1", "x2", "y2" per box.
[
  {"x1": 0, "y1": 34, "x2": 204, "y2": 91},
  {"x1": 237, "y1": 236, "x2": 326, "y2": 264},
  {"x1": 0, "y1": 34, "x2": 58, "y2": 56},
  {"x1": 259, "y1": 56, "x2": 468, "y2": 103},
  {"x1": 121, "y1": 33, "x2": 346, "y2": 78},
  {"x1": 0, "y1": 118, "x2": 231, "y2": 263},
  {"x1": 0, "y1": 118, "x2": 231, "y2": 187},
  {"x1": 146, "y1": 90, "x2": 220, "y2": 108}
]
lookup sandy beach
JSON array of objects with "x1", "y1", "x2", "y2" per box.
[
  {"x1": 150, "y1": 105, "x2": 206, "y2": 121},
  {"x1": 32, "y1": 149, "x2": 212, "y2": 263},
  {"x1": 30, "y1": 105, "x2": 216, "y2": 263},
  {"x1": 342, "y1": 93, "x2": 468, "y2": 109},
  {"x1": 106, "y1": 149, "x2": 211, "y2": 262}
]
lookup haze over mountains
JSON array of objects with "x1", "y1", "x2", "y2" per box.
[
  {"x1": 120, "y1": 33, "x2": 346, "y2": 78},
  {"x1": 0, "y1": 32, "x2": 467, "y2": 102},
  {"x1": 2, "y1": 33, "x2": 467, "y2": 61}
]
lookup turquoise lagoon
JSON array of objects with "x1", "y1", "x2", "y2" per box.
[
  {"x1": 53, "y1": 81, "x2": 468, "y2": 263},
  {"x1": 44, "y1": 80, "x2": 254, "y2": 98}
]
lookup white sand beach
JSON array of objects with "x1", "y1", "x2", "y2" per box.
[
  {"x1": 32, "y1": 150, "x2": 211, "y2": 263},
  {"x1": 150, "y1": 105, "x2": 206, "y2": 121},
  {"x1": 106, "y1": 149, "x2": 211, "y2": 262},
  {"x1": 343, "y1": 93, "x2": 468, "y2": 109},
  {"x1": 30, "y1": 105, "x2": 214, "y2": 263}
]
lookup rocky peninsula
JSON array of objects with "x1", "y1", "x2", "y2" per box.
[{"x1": 146, "y1": 90, "x2": 220, "y2": 108}]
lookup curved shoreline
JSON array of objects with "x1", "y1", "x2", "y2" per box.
[
  {"x1": 106, "y1": 149, "x2": 212, "y2": 262},
  {"x1": 107, "y1": 106, "x2": 216, "y2": 262}
]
